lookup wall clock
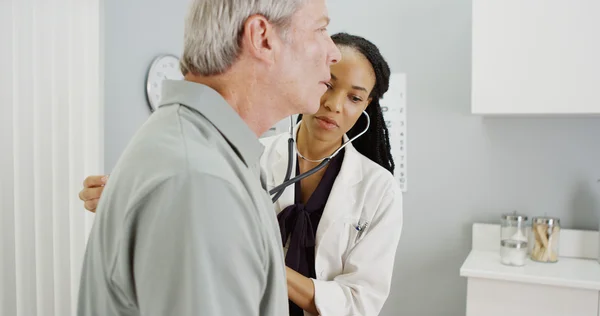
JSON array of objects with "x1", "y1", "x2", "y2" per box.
[{"x1": 145, "y1": 54, "x2": 184, "y2": 112}]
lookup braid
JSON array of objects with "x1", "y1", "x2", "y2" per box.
[
  {"x1": 347, "y1": 99, "x2": 395, "y2": 175},
  {"x1": 334, "y1": 33, "x2": 395, "y2": 175},
  {"x1": 296, "y1": 33, "x2": 395, "y2": 174}
]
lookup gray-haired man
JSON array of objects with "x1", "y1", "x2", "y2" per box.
[{"x1": 76, "y1": 0, "x2": 340, "y2": 315}]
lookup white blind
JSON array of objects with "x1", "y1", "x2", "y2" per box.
[{"x1": 0, "y1": 0, "x2": 103, "y2": 315}]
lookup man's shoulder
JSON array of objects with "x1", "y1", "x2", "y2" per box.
[
  {"x1": 105, "y1": 105, "x2": 247, "y2": 203},
  {"x1": 109, "y1": 151, "x2": 243, "y2": 205},
  {"x1": 119, "y1": 105, "x2": 238, "y2": 174},
  {"x1": 174, "y1": 105, "x2": 251, "y2": 178},
  {"x1": 145, "y1": 170, "x2": 245, "y2": 204}
]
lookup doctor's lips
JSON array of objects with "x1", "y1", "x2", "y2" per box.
[{"x1": 315, "y1": 116, "x2": 339, "y2": 129}]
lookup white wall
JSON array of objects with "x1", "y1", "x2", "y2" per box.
[{"x1": 0, "y1": 0, "x2": 103, "y2": 315}]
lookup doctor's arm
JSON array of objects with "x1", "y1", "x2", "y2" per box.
[
  {"x1": 286, "y1": 266, "x2": 319, "y2": 314},
  {"x1": 312, "y1": 185, "x2": 403, "y2": 316}
]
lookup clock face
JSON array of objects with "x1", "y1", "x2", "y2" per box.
[{"x1": 145, "y1": 54, "x2": 184, "y2": 112}]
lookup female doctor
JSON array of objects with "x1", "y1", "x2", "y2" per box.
[{"x1": 78, "y1": 32, "x2": 403, "y2": 316}]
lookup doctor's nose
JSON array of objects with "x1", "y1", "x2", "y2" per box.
[{"x1": 323, "y1": 94, "x2": 343, "y2": 113}]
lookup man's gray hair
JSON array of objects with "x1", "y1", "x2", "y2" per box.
[{"x1": 180, "y1": 0, "x2": 306, "y2": 76}]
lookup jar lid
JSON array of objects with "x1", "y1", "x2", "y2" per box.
[
  {"x1": 501, "y1": 240, "x2": 528, "y2": 249},
  {"x1": 532, "y1": 216, "x2": 560, "y2": 226},
  {"x1": 501, "y1": 211, "x2": 528, "y2": 221}
]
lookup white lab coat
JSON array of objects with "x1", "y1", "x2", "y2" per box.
[{"x1": 259, "y1": 125, "x2": 404, "y2": 316}]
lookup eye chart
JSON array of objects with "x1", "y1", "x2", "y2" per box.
[{"x1": 380, "y1": 73, "x2": 407, "y2": 192}]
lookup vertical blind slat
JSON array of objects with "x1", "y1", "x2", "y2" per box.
[
  {"x1": 68, "y1": 0, "x2": 87, "y2": 313},
  {"x1": 14, "y1": 0, "x2": 39, "y2": 314},
  {"x1": 0, "y1": 0, "x2": 17, "y2": 314},
  {"x1": 33, "y1": 0, "x2": 57, "y2": 314}
]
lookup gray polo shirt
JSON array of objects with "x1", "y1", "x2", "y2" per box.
[{"x1": 77, "y1": 80, "x2": 288, "y2": 316}]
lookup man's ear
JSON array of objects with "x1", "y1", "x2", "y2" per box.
[{"x1": 240, "y1": 14, "x2": 278, "y2": 64}]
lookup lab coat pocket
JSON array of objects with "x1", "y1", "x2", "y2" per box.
[
  {"x1": 352, "y1": 217, "x2": 370, "y2": 244},
  {"x1": 340, "y1": 217, "x2": 367, "y2": 254}
]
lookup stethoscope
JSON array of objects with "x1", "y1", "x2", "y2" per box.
[{"x1": 268, "y1": 111, "x2": 370, "y2": 203}]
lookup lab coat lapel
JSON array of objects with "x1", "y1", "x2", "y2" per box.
[{"x1": 315, "y1": 139, "x2": 363, "y2": 249}]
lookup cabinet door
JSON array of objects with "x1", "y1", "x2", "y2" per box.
[
  {"x1": 466, "y1": 278, "x2": 598, "y2": 316},
  {"x1": 471, "y1": 0, "x2": 600, "y2": 115}
]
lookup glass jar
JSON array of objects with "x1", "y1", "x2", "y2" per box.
[
  {"x1": 531, "y1": 216, "x2": 560, "y2": 263},
  {"x1": 501, "y1": 240, "x2": 528, "y2": 266},
  {"x1": 501, "y1": 211, "x2": 529, "y2": 243}
]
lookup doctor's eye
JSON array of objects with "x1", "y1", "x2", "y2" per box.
[
  {"x1": 324, "y1": 82, "x2": 333, "y2": 89},
  {"x1": 350, "y1": 95, "x2": 363, "y2": 103}
]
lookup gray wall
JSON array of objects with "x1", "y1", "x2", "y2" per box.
[
  {"x1": 104, "y1": 0, "x2": 600, "y2": 315},
  {"x1": 104, "y1": 0, "x2": 189, "y2": 170}
]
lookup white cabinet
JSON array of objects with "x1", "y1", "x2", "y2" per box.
[
  {"x1": 471, "y1": 0, "x2": 600, "y2": 115},
  {"x1": 461, "y1": 224, "x2": 600, "y2": 316},
  {"x1": 465, "y1": 277, "x2": 598, "y2": 316}
]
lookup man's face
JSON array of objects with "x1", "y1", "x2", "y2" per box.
[{"x1": 273, "y1": 0, "x2": 342, "y2": 116}]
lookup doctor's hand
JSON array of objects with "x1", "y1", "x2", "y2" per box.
[
  {"x1": 285, "y1": 266, "x2": 318, "y2": 315},
  {"x1": 78, "y1": 175, "x2": 108, "y2": 213}
]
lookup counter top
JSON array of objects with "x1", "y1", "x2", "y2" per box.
[{"x1": 460, "y1": 250, "x2": 600, "y2": 291}]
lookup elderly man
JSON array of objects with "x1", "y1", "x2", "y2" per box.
[{"x1": 76, "y1": 0, "x2": 340, "y2": 315}]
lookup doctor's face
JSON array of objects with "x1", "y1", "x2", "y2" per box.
[{"x1": 302, "y1": 46, "x2": 375, "y2": 143}]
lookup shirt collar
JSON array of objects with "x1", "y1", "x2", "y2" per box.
[{"x1": 158, "y1": 79, "x2": 264, "y2": 168}]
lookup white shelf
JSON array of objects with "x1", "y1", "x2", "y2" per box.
[
  {"x1": 462, "y1": 223, "x2": 600, "y2": 316},
  {"x1": 460, "y1": 250, "x2": 600, "y2": 291}
]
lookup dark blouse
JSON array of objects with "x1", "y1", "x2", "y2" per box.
[{"x1": 277, "y1": 149, "x2": 345, "y2": 316}]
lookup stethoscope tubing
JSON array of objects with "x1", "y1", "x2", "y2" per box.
[{"x1": 268, "y1": 111, "x2": 370, "y2": 203}]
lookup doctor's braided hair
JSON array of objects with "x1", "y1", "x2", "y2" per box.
[{"x1": 297, "y1": 33, "x2": 395, "y2": 175}]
